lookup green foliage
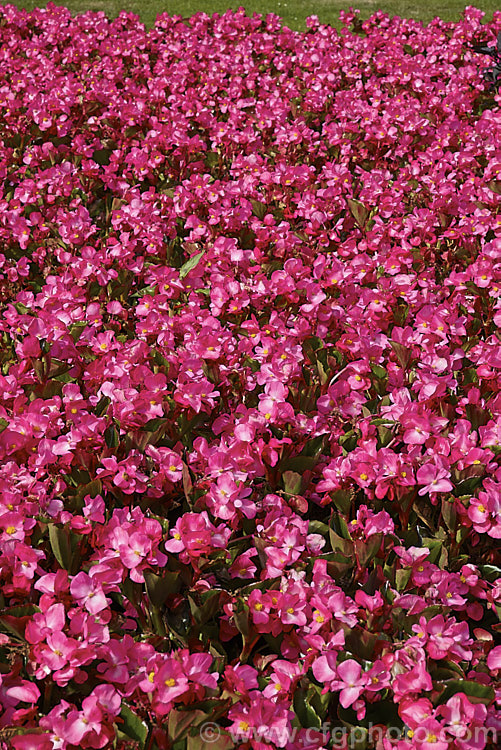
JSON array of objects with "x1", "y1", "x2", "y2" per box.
[{"x1": 8, "y1": 1, "x2": 501, "y2": 34}]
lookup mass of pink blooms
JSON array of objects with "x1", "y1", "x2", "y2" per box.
[{"x1": 0, "y1": 2, "x2": 500, "y2": 748}]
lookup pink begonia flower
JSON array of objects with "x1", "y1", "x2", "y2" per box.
[
  {"x1": 42, "y1": 631, "x2": 78, "y2": 671},
  {"x1": 4, "y1": 681, "x2": 40, "y2": 704},
  {"x1": 25, "y1": 602, "x2": 66, "y2": 644},
  {"x1": 2, "y1": 8, "x2": 501, "y2": 746},
  {"x1": 399, "y1": 697, "x2": 434, "y2": 727},
  {"x1": 401, "y1": 413, "x2": 431, "y2": 445},
  {"x1": 278, "y1": 595, "x2": 308, "y2": 627},
  {"x1": 70, "y1": 571, "x2": 109, "y2": 614},
  {"x1": 181, "y1": 652, "x2": 219, "y2": 690},
  {"x1": 10, "y1": 737, "x2": 52, "y2": 750},
  {"x1": 487, "y1": 644, "x2": 501, "y2": 672},
  {"x1": 355, "y1": 589, "x2": 384, "y2": 614},
  {"x1": 149, "y1": 662, "x2": 191, "y2": 716},
  {"x1": 327, "y1": 590, "x2": 359, "y2": 627},
  {"x1": 364, "y1": 660, "x2": 391, "y2": 691},
  {"x1": 227, "y1": 691, "x2": 293, "y2": 748},
  {"x1": 263, "y1": 660, "x2": 302, "y2": 699},
  {"x1": 224, "y1": 663, "x2": 259, "y2": 694},
  {"x1": 353, "y1": 505, "x2": 394, "y2": 537},
  {"x1": 312, "y1": 650, "x2": 338, "y2": 687},
  {"x1": 265, "y1": 546, "x2": 297, "y2": 577},
  {"x1": 329, "y1": 659, "x2": 366, "y2": 708},
  {"x1": 228, "y1": 547, "x2": 258, "y2": 579},
  {"x1": 64, "y1": 703, "x2": 103, "y2": 745},
  {"x1": 416, "y1": 463, "x2": 453, "y2": 495},
  {"x1": 83, "y1": 493, "x2": 106, "y2": 523},
  {"x1": 439, "y1": 693, "x2": 487, "y2": 747},
  {"x1": 468, "y1": 497, "x2": 491, "y2": 528},
  {"x1": 407, "y1": 718, "x2": 449, "y2": 750},
  {"x1": 391, "y1": 645, "x2": 432, "y2": 700},
  {"x1": 118, "y1": 532, "x2": 152, "y2": 568}
]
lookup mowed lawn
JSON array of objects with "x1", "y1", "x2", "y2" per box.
[{"x1": 3, "y1": 0, "x2": 501, "y2": 31}]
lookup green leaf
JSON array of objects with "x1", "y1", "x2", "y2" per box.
[
  {"x1": 347, "y1": 198, "x2": 369, "y2": 228},
  {"x1": 339, "y1": 430, "x2": 358, "y2": 452},
  {"x1": 205, "y1": 152, "x2": 219, "y2": 168},
  {"x1": 355, "y1": 533, "x2": 383, "y2": 567},
  {"x1": 337, "y1": 515, "x2": 352, "y2": 541},
  {"x1": 422, "y1": 538, "x2": 443, "y2": 565},
  {"x1": 169, "y1": 709, "x2": 206, "y2": 743},
  {"x1": 279, "y1": 455, "x2": 318, "y2": 472},
  {"x1": 119, "y1": 705, "x2": 149, "y2": 744},
  {"x1": 308, "y1": 520, "x2": 330, "y2": 538},
  {"x1": 0, "y1": 418, "x2": 8, "y2": 433},
  {"x1": 441, "y1": 497, "x2": 456, "y2": 531},
  {"x1": 282, "y1": 470, "x2": 302, "y2": 495},
  {"x1": 0, "y1": 605, "x2": 40, "y2": 640},
  {"x1": 395, "y1": 568, "x2": 412, "y2": 592},
  {"x1": 232, "y1": 600, "x2": 250, "y2": 638},
  {"x1": 389, "y1": 340, "x2": 412, "y2": 369},
  {"x1": 294, "y1": 687, "x2": 322, "y2": 728},
  {"x1": 144, "y1": 569, "x2": 181, "y2": 607},
  {"x1": 299, "y1": 434, "x2": 327, "y2": 457},
  {"x1": 371, "y1": 364, "x2": 387, "y2": 379},
  {"x1": 479, "y1": 565, "x2": 501, "y2": 582},
  {"x1": 92, "y1": 148, "x2": 112, "y2": 165},
  {"x1": 180, "y1": 250, "x2": 205, "y2": 279},
  {"x1": 330, "y1": 490, "x2": 351, "y2": 514},
  {"x1": 104, "y1": 425, "x2": 119, "y2": 449},
  {"x1": 454, "y1": 475, "x2": 484, "y2": 495},
  {"x1": 130, "y1": 285, "x2": 156, "y2": 298},
  {"x1": 48, "y1": 524, "x2": 72, "y2": 570},
  {"x1": 345, "y1": 626, "x2": 384, "y2": 662},
  {"x1": 377, "y1": 424, "x2": 394, "y2": 447},
  {"x1": 69, "y1": 322, "x2": 88, "y2": 342},
  {"x1": 182, "y1": 462, "x2": 193, "y2": 502},
  {"x1": 187, "y1": 730, "x2": 234, "y2": 750},
  {"x1": 14, "y1": 302, "x2": 30, "y2": 314},
  {"x1": 329, "y1": 529, "x2": 354, "y2": 556},
  {"x1": 95, "y1": 395, "x2": 111, "y2": 416},
  {"x1": 144, "y1": 418, "x2": 167, "y2": 432},
  {"x1": 250, "y1": 199, "x2": 267, "y2": 219},
  {"x1": 188, "y1": 590, "x2": 222, "y2": 626},
  {"x1": 437, "y1": 680, "x2": 495, "y2": 706}
]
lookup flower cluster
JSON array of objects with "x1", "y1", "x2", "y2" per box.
[{"x1": 0, "y1": 4, "x2": 500, "y2": 749}]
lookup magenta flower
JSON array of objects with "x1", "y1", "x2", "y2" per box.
[
  {"x1": 416, "y1": 463, "x2": 453, "y2": 496},
  {"x1": 487, "y1": 645, "x2": 501, "y2": 672},
  {"x1": 329, "y1": 659, "x2": 366, "y2": 708},
  {"x1": 70, "y1": 571, "x2": 109, "y2": 614}
]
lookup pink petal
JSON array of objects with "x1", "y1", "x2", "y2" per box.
[
  {"x1": 337, "y1": 659, "x2": 362, "y2": 684},
  {"x1": 339, "y1": 685, "x2": 364, "y2": 708},
  {"x1": 487, "y1": 645, "x2": 501, "y2": 671}
]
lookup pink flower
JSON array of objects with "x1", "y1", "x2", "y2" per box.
[
  {"x1": 312, "y1": 650, "x2": 338, "y2": 686},
  {"x1": 417, "y1": 463, "x2": 453, "y2": 496},
  {"x1": 70, "y1": 571, "x2": 109, "y2": 614},
  {"x1": 64, "y1": 701, "x2": 103, "y2": 745},
  {"x1": 10, "y1": 737, "x2": 52, "y2": 750},
  {"x1": 439, "y1": 693, "x2": 487, "y2": 748},
  {"x1": 228, "y1": 548, "x2": 258, "y2": 579},
  {"x1": 487, "y1": 644, "x2": 501, "y2": 672},
  {"x1": 329, "y1": 659, "x2": 367, "y2": 708}
]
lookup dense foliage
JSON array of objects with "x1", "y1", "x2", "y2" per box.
[{"x1": 0, "y1": 3, "x2": 500, "y2": 748}]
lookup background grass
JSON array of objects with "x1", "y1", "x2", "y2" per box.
[{"x1": 1, "y1": 1, "x2": 499, "y2": 34}]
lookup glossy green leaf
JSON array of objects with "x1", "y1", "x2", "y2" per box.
[
  {"x1": 179, "y1": 250, "x2": 205, "y2": 278},
  {"x1": 437, "y1": 680, "x2": 495, "y2": 705},
  {"x1": 119, "y1": 705, "x2": 149, "y2": 744}
]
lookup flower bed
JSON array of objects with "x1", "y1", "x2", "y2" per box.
[{"x1": 0, "y1": 3, "x2": 500, "y2": 748}]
